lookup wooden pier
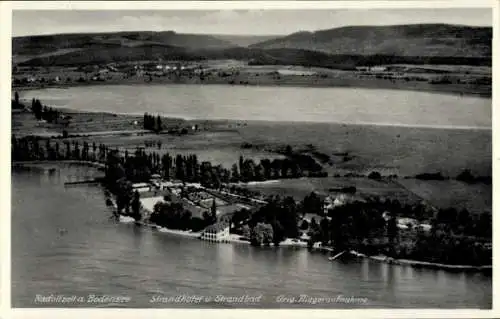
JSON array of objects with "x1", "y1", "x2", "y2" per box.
[{"x1": 64, "y1": 177, "x2": 104, "y2": 186}]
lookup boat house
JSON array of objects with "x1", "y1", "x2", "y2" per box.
[{"x1": 200, "y1": 222, "x2": 230, "y2": 243}]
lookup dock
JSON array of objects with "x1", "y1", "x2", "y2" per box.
[{"x1": 64, "y1": 177, "x2": 104, "y2": 186}]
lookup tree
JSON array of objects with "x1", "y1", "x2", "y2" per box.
[
  {"x1": 250, "y1": 222, "x2": 274, "y2": 246},
  {"x1": 14, "y1": 91, "x2": 19, "y2": 106},
  {"x1": 319, "y1": 217, "x2": 330, "y2": 245},
  {"x1": 131, "y1": 190, "x2": 142, "y2": 221},
  {"x1": 230, "y1": 163, "x2": 240, "y2": 182},
  {"x1": 300, "y1": 220, "x2": 309, "y2": 230},
  {"x1": 457, "y1": 169, "x2": 475, "y2": 183},
  {"x1": 203, "y1": 210, "x2": 216, "y2": 226},
  {"x1": 310, "y1": 217, "x2": 319, "y2": 232},
  {"x1": 368, "y1": 171, "x2": 382, "y2": 180},
  {"x1": 105, "y1": 150, "x2": 126, "y2": 189},
  {"x1": 115, "y1": 178, "x2": 133, "y2": 215},
  {"x1": 33, "y1": 99, "x2": 43, "y2": 120},
  {"x1": 302, "y1": 192, "x2": 323, "y2": 216},
  {"x1": 156, "y1": 116, "x2": 162, "y2": 133},
  {"x1": 281, "y1": 196, "x2": 299, "y2": 238},
  {"x1": 211, "y1": 198, "x2": 217, "y2": 221},
  {"x1": 143, "y1": 113, "x2": 149, "y2": 130},
  {"x1": 241, "y1": 224, "x2": 251, "y2": 239},
  {"x1": 387, "y1": 215, "x2": 398, "y2": 250},
  {"x1": 55, "y1": 142, "x2": 60, "y2": 159}
]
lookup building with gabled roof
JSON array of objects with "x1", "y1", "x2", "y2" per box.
[{"x1": 200, "y1": 221, "x2": 230, "y2": 243}]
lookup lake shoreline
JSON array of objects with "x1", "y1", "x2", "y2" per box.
[
  {"x1": 12, "y1": 74, "x2": 492, "y2": 98},
  {"x1": 348, "y1": 250, "x2": 492, "y2": 272},
  {"x1": 13, "y1": 101, "x2": 492, "y2": 134},
  {"x1": 116, "y1": 211, "x2": 494, "y2": 272}
]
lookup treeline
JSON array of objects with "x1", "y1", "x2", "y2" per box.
[
  {"x1": 11, "y1": 135, "x2": 108, "y2": 163},
  {"x1": 362, "y1": 169, "x2": 491, "y2": 185},
  {"x1": 412, "y1": 169, "x2": 491, "y2": 185},
  {"x1": 248, "y1": 51, "x2": 492, "y2": 70},
  {"x1": 12, "y1": 91, "x2": 25, "y2": 110},
  {"x1": 234, "y1": 152, "x2": 327, "y2": 183}
]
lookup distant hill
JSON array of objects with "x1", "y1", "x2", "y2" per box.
[
  {"x1": 211, "y1": 34, "x2": 281, "y2": 47},
  {"x1": 250, "y1": 24, "x2": 492, "y2": 58},
  {"x1": 13, "y1": 24, "x2": 492, "y2": 68},
  {"x1": 12, "y1": 31, "x2": 237, "y2": 63}
]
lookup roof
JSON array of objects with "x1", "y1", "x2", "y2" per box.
[
  {"x1": 397, "y1": 217, "x2": 418, "y2": 225},
  {"x1": 132, "y1": 183, "x2": 150, "y2": 188}
]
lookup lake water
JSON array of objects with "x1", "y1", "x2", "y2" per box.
[
  {"x1": 11, "y1": 165, "x2": 492, "y2": 308},
  {"x1": 19, "y1": 84, "x2": 491, "y2": 129}
]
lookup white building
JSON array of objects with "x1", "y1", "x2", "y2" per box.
[
  {"x1": 323, "y1": 194, "x2": 355, "y2": 214},
  {"x1": 397, "y1": 217, "x2": 419, "y2": 230},
  {"x1": 200, "y1": 222, "x2": 230, "y2": 243},
  {"x1": 370, "y1": 66, "x2": 387, "y2": 72},
  {"x1": 312, "y1": 242, "x2": 322, "y2": 249},
  {"x1": 131, "y1": 182, "x2": 151, "y2": 193}
]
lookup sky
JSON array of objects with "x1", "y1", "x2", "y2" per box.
[{"x1": 12, "y1": 8, "x2": 492, "y2": 37}]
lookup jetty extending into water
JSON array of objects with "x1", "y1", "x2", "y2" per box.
[{"x1": 64, "y1": 177, "x2": 105, "y2": 186}]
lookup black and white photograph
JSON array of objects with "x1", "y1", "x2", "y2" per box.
[{"x1": 6, "y1": 1, "x2": 494, "y2": 312}]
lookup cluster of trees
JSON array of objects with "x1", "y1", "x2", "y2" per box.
[
  {"x1": 226, "y1": 188, "x2": 491, "y2": 265},
  {"x1": 304, "y1": 196, "x2": 492, "y2": 265},
  {"x1": 149, "y1": 196, "x2": 217, "y2": 232},
  {"x1": 144, "y1": 140, "x2": 162, "y2": 149},
  {"x1": 232, "y1": 193, "x2": 324, "y2": 247},
  {"x1": 104, "y1": 147, "x2": 228, "y2": 188},
  {"x1": 143, "y1": 113, "x2": 162, "y2": 132},
  {"x1": 399, "y1": 230, "x2": 491, "y2": 266},
  {"x1": 30, "y1": 98, "x2": 63, "y2": 124},
  {"x1": 150, "y1": 202, "x2": 194, "y2": 230},
  {"x1": 245, "y1": 196, "x2": 300, "y2": 246},
  {"x1": 432, "y1": 206, "x2": 491, "y2": 239},
  {"x1": 12, "y1": 92, "x2": 25, "y2": 110},
  {"x1": 456, "y1": 169, "x2": 492, "y2": 185}
]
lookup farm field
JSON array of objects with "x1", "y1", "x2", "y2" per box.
[
  {"x1": 242, "y1": 177, "x2": 422, "y2": 203},
  {"x1": 397, "y1": 179, "x2": 492, "y2": 214}
]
